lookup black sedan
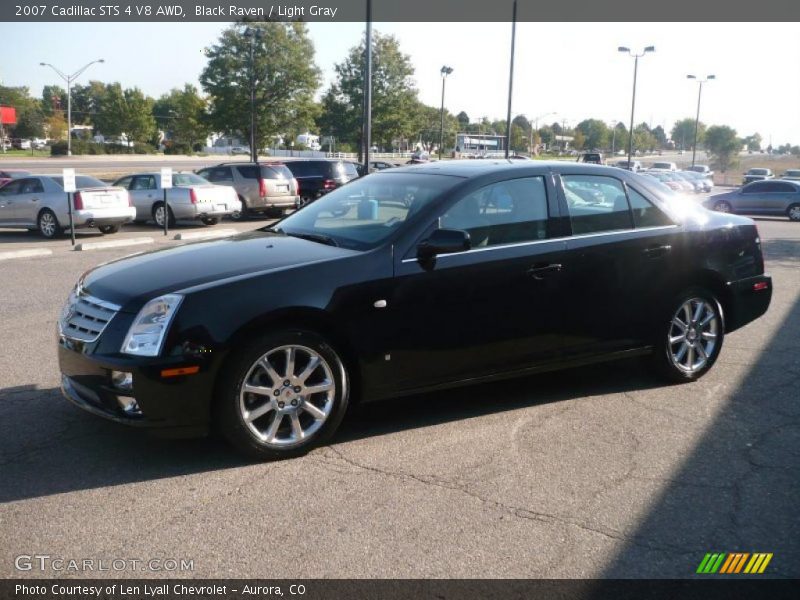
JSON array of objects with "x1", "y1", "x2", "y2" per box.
[{"x1": 58, "y1": 161, "x2": 772, "y2": 459}]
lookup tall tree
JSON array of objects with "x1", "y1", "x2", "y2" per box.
[
  {"x1": 743, "y1": 133, "x2": 762, "y2": 152},
  {"x1": 456, "y1": 111, "x2": 470, "y2": 129},
  {"x1": 317, "y1": 31, "x2": 418, "y2": 154},
  {"x1": 154, "y1": 84, "x2": 211, "y2": 151},
  {"x1": 704, "y1": 125, "x2": 741, "y2": 172},
  {"x1": 575, "y1": 119, "x2": 609, "y2": 151},
  {"x1": 41, "y1": 85, "x2": 66, "y2": 117},
  {"x1": 201, "y1": 23, "x2": 320, "y2": 151},
  {"x1": 94, "y1": 83, "x2": 156, "y2": 143},
  {"x1": 69, "y1": 81, "x2": 106, "y2": 125},
  {"x1": 671, "y1": 117, "x2": 705, "y2": 151}
]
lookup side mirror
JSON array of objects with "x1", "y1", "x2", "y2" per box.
[{"x1": 417, "y1": 228, "x2": 471, "y2": 261}]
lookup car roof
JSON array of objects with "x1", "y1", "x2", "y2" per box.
[{"x1": 375, "y1": 159, "x2": 631, "y2": 178}]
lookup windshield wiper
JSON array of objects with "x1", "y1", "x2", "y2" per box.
[{"x1": 284, "y1": 231, "x2": 339, "y2": 247}]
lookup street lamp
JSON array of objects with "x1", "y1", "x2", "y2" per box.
[
  {"x1": 243, "y1": 27, "x2": 264, "y2": 163},
  {"x1": 40, "y1": 59, "x2": 105, "y2": 156},
  {"x1": 439, "y1": 66, "x2": 453, "y2": 160},
  {"x1": 618, "y1": 45, "x2": 654, "y2": 167},
  {"x1": 687, "y1": 74, "x2": 715, "y2": 167}
]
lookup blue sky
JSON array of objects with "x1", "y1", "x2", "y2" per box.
[{"x1": 2, "y1": 22, "x2": 799, "y2": 145}]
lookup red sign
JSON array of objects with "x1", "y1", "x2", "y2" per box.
[{"x1": 0, "y1": 106, "x2": 17, "y2": 125}]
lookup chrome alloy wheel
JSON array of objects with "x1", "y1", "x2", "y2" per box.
[
  {"x1": 789, "y1": 205, "x2": 800, "y2": 221},
  {"x1": 668, "y1": 298, "x2": 719, "y2": 373},
  {"x1": 154, "y1": 205, "x2": 168, "y2": 227},
  {"x1": 39, "y1": 212, "x2": 57, "y2": 237},
  {"x1": 238, "y1": 344, "x2": 335, "y2": 447}
]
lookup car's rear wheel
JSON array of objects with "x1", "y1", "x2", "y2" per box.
[
  {"x1": 298, "y1": 195, "x2": 313, "y2": 208},
  {"x1": 787, "y1": 204, "x2": 800, "y2": 222},
  {"x1": 651, "y1": 288, "x2": 724, "y2": 383},
  {"x1": 37, "y1": 209, "x2": 61, "y2": 239},
  {"x1": 217, "y1": 329, "x2": 350, "y2": 460},
  {"x1": 230, "y1": 197, "x2": 248, "y2": 220},
  {"x1": 98, "y1": 224, "x2": 120, "y2": 234},
  {"x1": 201, "y1": 217, "x2": 220, "y2": 226},
  {"x1": 153, "y1": 203, "x2": 175, "y2": 228},
  {"x1": 713, "y1": 200, "x2": 732, "y2": 213}
]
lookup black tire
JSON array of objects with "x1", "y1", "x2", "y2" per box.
[
  {"x1": 216, "y1": 329, "x2": 350, "y2": 460},
  {"x1": 152, "y1": 203, "x2": 175, "y2": 228},
  {"x1": 787, "y1": 204, "x2": 800, "y2": 222},
  {"x1": 651, "y1": 287, "x2": 725, "y2": 383},
  {"x1": 37, "y1": 209, "x2": 61, "y2": 239},
  {"x1": 298, "y1": 195, "x2": 313, "y2": 208},
  {"x1": 230, "y1": 197, "x2": 248, "y2": 220},
  {"x1": 713, "y1": 200, "x2": 732, "y2": 213},
  {"x1": 98, "y1": 224, "x2": 120, "y2": 234},
  {"x1": 201, "y1": 217, "x2": 220, "y2": 226}
]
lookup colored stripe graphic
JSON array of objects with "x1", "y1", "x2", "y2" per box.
[
  {"x1": 700, "y1": 552, "x2": 773, "y2": 575},
  {"x1": 697, "y1": 553, "x2": 726, "y2": 574},
  {"x1": 757, "y1": 553, "x2": 773, "y2": 573},
  {"x1": 718, "y1": 554, "x2": 735, "y2": 574}
]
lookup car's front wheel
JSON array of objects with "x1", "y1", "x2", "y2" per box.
[
  {"x1": 217, "y1": 329, "x2": 350, "y2": 460},
  {"x1": 651, "y1": 288, "x2": 724, "y2": 383},
  {"x1": 713, "y1": 200, "x2": 732, "y2": 213},
  {"x1": 37, "y1": 209, "x2": 61, "y2": 239},
  {"x1": 153, "y1": 203, "x2": 176, "y2": 228},
  {"x1": 201, "y1": 217, "x2": 220, "y2": 226}
]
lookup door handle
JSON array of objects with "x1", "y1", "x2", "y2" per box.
[
  {"x1": 527, "y1": 263, "x2": 562, "y2": 280},
  {"x1": 31, "y1": 198, "x2": 39, "y2": 202},
  {"x1": 643, "y1": 245, "x2": 672, "y2": 258}
]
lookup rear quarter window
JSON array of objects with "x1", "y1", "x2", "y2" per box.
[{"x1": 261, "y1": 165, "x2": 293, "y2": 180}]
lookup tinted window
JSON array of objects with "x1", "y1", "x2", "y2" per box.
[
  {"x1": 441, "y1": 177, "x2": 549, "y2": 247},
  {"x1": 0, "y1": 180, "x2": 23, "y2": 194},
  {"x1": 20, "y1": 179, "x2": 45, "y2": 194},
  {"x1": 743, "y1": 182, "x2": 768, "y2": 194},
  {"x1": 236, "y1": 165, "x2": 260, "y2": 179},
  {"x1": 766, "y1": 182, "x2": 796, "y2": 193},
  {"x1": 285, "y1": 162, "x2": 313, "y2": 177},
  {"x1": 748, "y1": 169, "x2": 769, "y2": 175},
  {"x1": 173, "y1": 173, "x2": 209, "y2": 186},
  {"x1": 276, "y1": 173, "x2": 454, "y2": 251},
  {"x1": 207, "y1": 167, "x2": 233, "y2": 182},
  {"x1": 562, "y1": 175, "x2": 633, "y2": 234},
  {"x1": 627, "y1": 187, "x2": 673, "y2": 228},
  {"x1": 261, "y1": 165, "x2": 293, "y2": 180},
  {"x1": 114, "y1": 176, "x2": 133, "y2": 189},
  {"x1": 131, "y1": 175, "x2": 156, "y2": 190}
]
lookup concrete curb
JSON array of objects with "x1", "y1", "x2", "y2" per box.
[
  {"x1": 173, "y1": 229, "x2": 237, "y2": 241},
  {"x1": 0, "y1": 248, "x2": 54, "y2": 261},
  {"x1": 74, "y1": 237, "x2": 154, "y2": 251}
]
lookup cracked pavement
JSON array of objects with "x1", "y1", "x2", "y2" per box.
[{"x1": 0, "y1": 218, "x2": 797, "y2": 579}]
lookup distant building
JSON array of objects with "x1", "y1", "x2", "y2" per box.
[{"x1": 456, "y1": 133, "x2": 506, "y2": 155}]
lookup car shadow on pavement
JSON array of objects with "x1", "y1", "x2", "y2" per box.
[
  {"x1": 0, "y1": 358, "x2": 663, "y2": 505},
  {"x1": 593, "y1": 248, "x2": 800, "y2": 578}
]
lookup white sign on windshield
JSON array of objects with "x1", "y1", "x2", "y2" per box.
[
  {"x1": 161, "y1": 167, "x2": 173, "y2": 189},
  {"x1": 62, "y1": 168, "x2": 76, "y2": 193}
]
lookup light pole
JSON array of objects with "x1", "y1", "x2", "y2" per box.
[
  {"x1": 610, "y1": 120, "x2": 618, "y2": 155},
  {"x1": 687, "y1": 74, "x2": 715, "y2": 167},
  {"x1": 439, "y1": 66, "x2": 453, "y2": 160},
  {"x1": 243, "y1": 27, "x2": 264, "y2": 163},
  {"x1": 618, "y1": 45, "x2": 654, "y2": 167},
  {"x1": 40, "y1": 59, "x2": 104, "y2": 156}
]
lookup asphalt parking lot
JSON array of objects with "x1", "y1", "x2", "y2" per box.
[{"x1": 0, "y1": 213, "x2": 798, "y2": 579}]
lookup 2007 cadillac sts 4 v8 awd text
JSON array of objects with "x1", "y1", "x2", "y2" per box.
[{"x1": 58, "y1": 161, "x2": 772, "y2": 459}]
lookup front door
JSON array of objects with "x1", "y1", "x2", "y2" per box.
[
  {"x1": 0, "y1": 180, "x2": 24, "y2": 225},
  {"x1": 129, "y1": 175, "x2": 158, "y2": 220},
  {"x1": 377, "y1": 175, "x2": 568, "y2": 395}
]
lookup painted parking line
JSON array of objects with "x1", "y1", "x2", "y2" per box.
[
  {"x1": 74, "y1": 237, "x2": 155, "y2": 251},
  {"x1": 0, "y1": 248, "x2": 54, "y2": 261},
  {"x1": 173, "y1": 228, "x2": 238, "y2": 241}
]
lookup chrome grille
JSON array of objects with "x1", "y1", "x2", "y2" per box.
[{"x1": 60, "y1": 291, "x2": 120, "y2": 342}]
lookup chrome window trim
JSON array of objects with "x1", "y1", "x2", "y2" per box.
[{"x1": 400, "y1": 225, "x2": 680, "y2": 264}]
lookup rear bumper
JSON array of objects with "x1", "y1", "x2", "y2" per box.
[
  {"x1": 726, "y1": 273, "x2": 772, "y2": 333},
  {"x1": 250, "y1": 196, "x2": 299, "y2": 210},
  {"x1": 72, "y1": 207, "x2": 136, "y2": 227}
]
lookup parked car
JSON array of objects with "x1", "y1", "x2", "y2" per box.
[
  {"x1": 614, "y1": 160, "x2": 642, "y2": 172},
  {"x1": 641, "y1": 170, "x2": 693, "y2": 193},
  {"x1": 0, "y1": 174, "x2": 134, "y2": 238},
  {"x1": 679, "y1": 170, "x2": 713, "y2": 193},
  {"x1": 704, "y1": 179, "x2": 800, "y2": 221},
  {"x1": 57, "y1": 161, "x2": 771, "y2": 459},
  {"x1": 687, "y1": 164, "x2": 714, "y2": 178},
  {"x1": 742, "y1": 168, "x2": 774, "y2": 185},
  {"x1": 283, "y1": 159, "x2": 360, "y2": 206},
  {"x1": 672, "y1": 171, "x2": 706, "y2": 193},
  {"x1": 11, "y1": 139, "x2": 32, "y2": 150},
  {"x1": 650, "y1": 161, "x2": 678, "y2": 171},
  {"x1": 410, "y1": 150, "x2": 430, "y2": 162},
  {"x1": 780, "y1": 169, "x2": 800, "y2": 181},
  {"x1": 577, "y1": 152, "x2": 603, "y2": 164},
  {"x1": 112, "y1": 172, "x2": 240, "y2": 227},
  {"x1": 195, "y1": 162, "x2": 299, "y2": 219},
  {"x1": 0, "y1": 169, "x2": 31, "y2": 187},
  {"x1": 369, "y1": 160, "x2": 395, "y2": 172}
]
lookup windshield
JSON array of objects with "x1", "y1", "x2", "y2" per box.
[
  {"x1": 173, "y1": 173, "x2": 209, "y2": 186},
  {"x1": 749, "y1": 169, "x2": 769, "y2": 175},
  {"x1": 50, "y1": 175, "x2": 107, "y2": 189},
  {"x1": 269, "y1": 173, "x2": 456, "y2": 251}
]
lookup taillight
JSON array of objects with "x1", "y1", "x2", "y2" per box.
[
  {"x1": 73, "y1": 192, "x2": 84, "y2": 210},
  {"x1": 259, "y1": 178, "x2": 267, "y2": 198},
  {"x1": 189, "y1": 188, "x2": 198, "y2": 204},
  {"x1": 323, "y1": 179, "x2": 336, "y2": 190},
  {"x1": 293, "y1": 178, "x2": 299, "y2": 194},
  {"x1": 127, "y1": 192, "x2": 134, "y2": 207}
]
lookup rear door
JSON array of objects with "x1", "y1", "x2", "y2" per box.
[
  {"x1": 555, "y1": 172, "x2": 680, "y2": 356},
  {"x1": 129, "y1": 175, "x2": 159, "y2": 218}
]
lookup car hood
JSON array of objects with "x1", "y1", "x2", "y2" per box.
[{"x1": 81, "y1": 231, "x2": 358, "y2": 311}]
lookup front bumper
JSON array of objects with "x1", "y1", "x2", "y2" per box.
[
  {"x1": 726, "y1": 273, "x2": 773, "y2": 332},
  {"x1": 58, "y1": 336, "x2": 213, "y2": 438}
]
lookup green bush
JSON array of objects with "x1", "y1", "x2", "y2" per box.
[{"x1": 50, "y1": 140, "x2": 156, "y2": 155}]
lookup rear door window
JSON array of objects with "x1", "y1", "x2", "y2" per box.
[
  {"x1": 626, "y1": 186, "x2": 673, "y2": 228},
  {"x1": 235, "y1": 165, "x2": 260, "y2": 179},
  {"x1": 207, "y1": 167, "x2": 233, "y2": 182},
  {"x1": 562, "y1": 175, "x2": 633, "y2": 234}
]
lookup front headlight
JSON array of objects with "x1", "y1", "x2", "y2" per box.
[{"x1": 121, "y1": 294, "x2": 183, "y2": 357}]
